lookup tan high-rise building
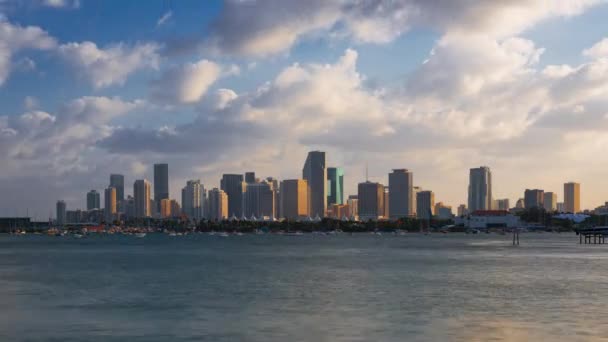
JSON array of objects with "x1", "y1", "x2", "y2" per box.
[
  {"x1": 281, "y1": 179, "x2": 309, "y2": 220},
  {"x1": 208, "y1": 188, "x2": 228, "y2": 221},
  {"x1": 383, "y1": 188, "x2": 389, "y2": 219},
  {"x1": 347, "y1": 195, "x2": 359, "y2": 219},
  {"x1": 104, "y1": 186, "x2": 117, "y2": 223},
  {"x1": 543, "y1": 192, "x2": 557, "y2": 211},
  {"x1": 330, "y1": 204, "x2": 350, "y2": 218},
  {"x1": 160, "y1": 198, "x2": 172, "y2": 218},
  {"x1": 564, "y1": 182, "x2": 580, "y2": 213},
  {"x1": 134, "y1": 179, "x2": 151, "y2": 218}
]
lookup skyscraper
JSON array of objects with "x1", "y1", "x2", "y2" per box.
[
  {"x1": 208, "y1": 188, "x2": 229, "y2": 221},
  {"x1": 468, "y1": 166, "x2": 492, "y2": 212},
  {"x1": 416, "y1": 190, "x2": 435, "y2": 220},
  {"x1": 245, "y1": 172, "x2": 256, "y2": 184},
  {"x1": 109, "y1": 174, "x2": 125, "y2": 204},
  {"x1": 347, "y1": 195, "x2": 359, "y2": 219},
  {"x1": 543, "y1": 192, "x2": 557, "y2": 211},
  {"x1": 221, "y1": 174, "x2": 245, "y2": 217},
  {"x1": 87, "y1": 190, "x2": 100, "y2": 210},
  {"x1": 564, "y1": 182, "x2": 580, "y2": 213},
  {"x1": 524, "y1": 189, "x2": 544, "y2": 209},
  {"x1": 303, "y1": 151, "x2": 326, "y2": 217},
  {"x1": 56, "y1": 200, "x2": 66, "y2": 225},
  {"x1": 154, "y1": 164, "x2": 169, "y2": 213},
  {"x1": 388, "y1": 169, "x2": 414, "y2": 219},
  {"x1": 181, "y1": 180, "x2": 204, "y2": 220},
  {"x1": 104, "y1": 187, "x2": 117, "y2": 223},
  {"x1": 280, "y1": 179, "x2": 309, "y2": 220},
  {"x1": 357, "y1": 181, "x2": 384, "y2": 221},
  {"x1": 160, "y1": 199, "x2": 172, "y2": 218},
  {"x1": 133, "y1": 179, "x2": 151, "y2": 218},
  {"x1": 327, "y1": 167, "x2": 344, "y2": 206},
  {"x1": 244, "y1": 181, "x2": 275, "y2": 218}
]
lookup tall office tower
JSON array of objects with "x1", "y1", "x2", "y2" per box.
[
  {"x1": 302, "y1": 151, "x2": 327, "y2": 218},
  {"x1": 154, "y1": 164, "x2": 169, "y2": 213},
  {"x1": 244, "y1": 181, "x2": 275, "y2": 218},
  {"x1": 543, "y1": 192, "x2": 557, "y2": 211},
  {"x1": 87, "y1": 190, "x2": 100, "y2": 210},
  {"x1": 383, "y1": 188, "x2": 389, "y2": 218},
  {"x1": 245, "y1": 172, "x2": 256, "y2": 184},
  {"x1": 347, "y1": 195, "x2": 359, "y2": 219},
  {"x1": 133, "y1": 179, "x2": 151, "y2": 218},
  {"x1": 280, "y1": 179, "x2": 309, "y2": 220},
  {"x1": 327, "y1": 167, "x2": 344, "y2": 206},
  {"x1": 524, "y1": 189, "x2": 544, "y2": 209},
  {"x1": 160, "y1": 199, "x2": 172, "y2": 218},
  {"x1": 104, "y1": 186, "x2": 117, "y2": 223},
  {"x1": 564, "y1": 182, "x2": 581, "y2": 213},
  {"x1": 124, "y1": 196, "x2": 135, "y2": 218},
  {"x1": 557, "y1": 202, "x2": 565, "y2": 213},
  {"x1": 357, "y1": 181, "x2": 385, "y2": 221},
  {"x1": 221, "y1": 174, "x2": 245, "y2": 217},
  {"x1": 109, "y1": 174, "x2": 125, "y2": 204},
  {"x1": 388, "y1": 169, "x2": 414, "y2": 219},
  {"x1": 494, "y1": 199, "x2": 510, "y2": 211},
  {"x1": 56, "y1": 200, "x2": 66, "y2": 225},
  {"x1": 208, "y1": 188, "x2": 229, "y2": 221},
  {"x1": 457, "y1": 204, "x2": 468, "y2": 216},
  {"x1": 468, "y1": 166, "x2": 492, "y2": 212},
  {"x1": 266, "y1": 177, "x2": 280, "y2": 218},
  {"x1": 412, "y1": 186, "x2": 421, "y2": 216},
  {"x1": 416, "y1": 190, "x2": 435, "y2": 220},
  {"x1": 181, "y1": 180, "x2": 204, "y2": 220}
]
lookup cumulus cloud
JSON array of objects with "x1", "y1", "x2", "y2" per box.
[
  {"x1": 0, "y1": 19, "x2": 56, "y2": 86},
  {"x1": 205, "y1": 0, "x2": 604, "y2": 56},
  {"x1": 58, "y1": 41, "x2": 161, "y2": 88},
  {"x1": 583, "y1": 37, "x2": 608, "y2": 59},
  {"x1": 41, "y1": 0, "x2": 80, "y2": 8},
  {"x1": 150, "y1": 59, "x2": 222, "y2": 104}
]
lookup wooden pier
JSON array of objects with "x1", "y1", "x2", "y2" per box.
[{"x1": 576, "y1": 227, "x2": 608, "y2": 244}]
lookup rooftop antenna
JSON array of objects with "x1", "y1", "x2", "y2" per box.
[{"x1": 365, "y1": 162, "x2": 369, "y2": 182}]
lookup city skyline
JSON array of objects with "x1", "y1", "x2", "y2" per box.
[{"x1": 2, "y1": 1, "x2": 608, "y2": 219}]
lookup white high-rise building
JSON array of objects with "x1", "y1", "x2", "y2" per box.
[
  {"x1": 208, "y1": 188, "x2": 228, "y2": 221},
  {"x1": 181, "y1": 180, "x2": 205, "y2": 220},
  {"x1": 133, "y1": 179, "x2": 151, "y2": 218},
  {"x1": 468, "y1": 166, "x2": 492, "y2": 212}
]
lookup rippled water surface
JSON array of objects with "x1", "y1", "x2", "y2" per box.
[{"x1": 1, "y1": 233, "x2": 607, "y2": 341}]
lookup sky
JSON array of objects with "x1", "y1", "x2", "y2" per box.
[{"x1": 2, "y1": 0, "x2": 608, "y2": 219}]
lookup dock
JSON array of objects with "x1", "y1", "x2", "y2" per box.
[{"x1": 576, "y1": 227, "x2": 608, "y2": 244}]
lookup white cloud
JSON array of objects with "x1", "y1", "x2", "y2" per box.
[
  {"x1": 150, "y1": 59, "x2": 223, "y2": 104},
  {"x1": 157, "y1": 10, "x2": 172, "y2": 27},
  {"x1": 206, "y1": 0, "x2": 605, "y2": 56},
  {"x1": 583, "y1": 37, "x2": 608, "y2": 59},
  {"x1": 41, "y1": 0, "x2": 80, "y2": 8},
  {"x1": 58, "y1": 41, "x2": 161, "y2": 88},
  {"x1": 0, "y1": 19, "x2": 56, "y2": 86}
]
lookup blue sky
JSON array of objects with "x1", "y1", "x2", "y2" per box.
[{"x1": 2, "y1": 0, "x2": 608, "y2": 218}]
